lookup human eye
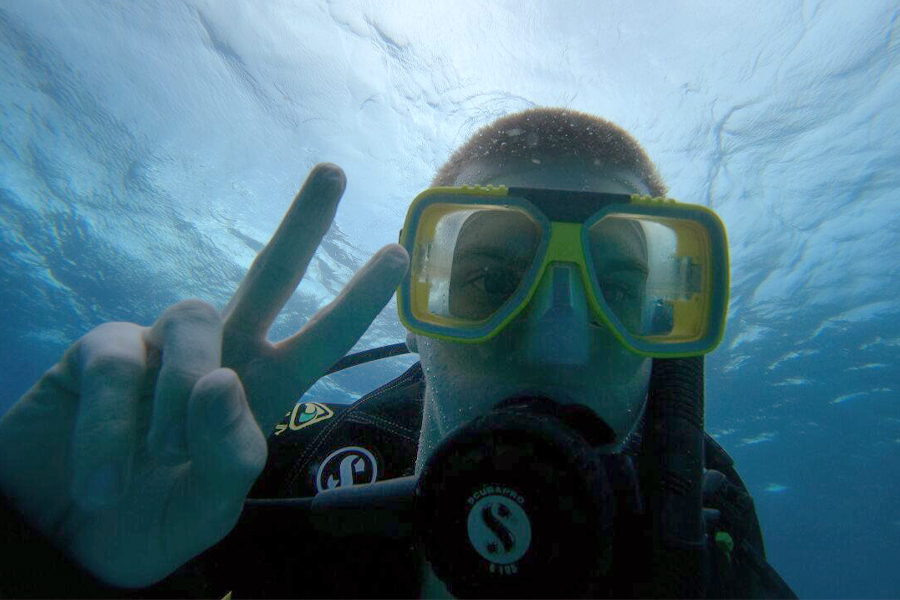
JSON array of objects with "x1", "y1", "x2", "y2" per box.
[
  {"x1": 450, "y1": 248, "x2": 532, "y2": 319},
  {"x1": 597, "y1": 275, "x2": 646, "y2": 332},
  {"x1": 600, "y1": 281, "x2": 633, "y2": 306},
  {"x1": 463, "y1": 265, "x2": 521, "y2": 297},
  {"x1": 599, "y1": 274, "x2": 643, "y2": 300}
]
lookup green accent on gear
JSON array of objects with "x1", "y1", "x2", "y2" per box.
[{"x1": 715, "y1": 531, "x2": 735, "y2": 561}]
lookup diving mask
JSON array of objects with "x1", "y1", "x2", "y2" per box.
[{"x1": 398, "y1": 186, "x2": 729, "y2": 357}]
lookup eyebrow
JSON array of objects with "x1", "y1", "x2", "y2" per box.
[
  {"x1": 595, "y1": 257, "x2": 649, "y2": 275},
  {"x1": 454, "y1": 245, "x2": 531, "y2": 264},
  {"x1": 455, "y1": 230, "x2": 536, "y2": 255}
]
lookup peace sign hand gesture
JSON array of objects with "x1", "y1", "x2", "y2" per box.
[{"x1": 0, "y1": 165, "x2": 410, "y2": 588}]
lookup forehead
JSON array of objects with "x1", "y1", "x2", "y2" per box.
[{"x1": 454, "y1": 156, "x2": 651, "y2": 195}]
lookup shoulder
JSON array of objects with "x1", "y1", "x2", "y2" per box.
[
  {"x1": 249, "y1": 362, "x2": 425, "y2": 499},
  {"x1": 704, "y1": 433, "x2": 767, "y2": 554},
  {"x1": 704, "y1": 434, "x2": 795, "y2": 598}
]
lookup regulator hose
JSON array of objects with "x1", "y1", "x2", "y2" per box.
[{"x1": 638, "y1": 356, "x2": 708, "y2": 599}]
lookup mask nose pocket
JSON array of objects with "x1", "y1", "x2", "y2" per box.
[{"x1": 523, "y1": 264, "x2": 590, "y2": 365}]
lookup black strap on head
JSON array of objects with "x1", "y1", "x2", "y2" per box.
[
  {"x1": 324, "y1": 342, "x2": 411, "y2": 376},
  {"x1": 507, "y1": 187, "x2": 632, "y2": 223}
]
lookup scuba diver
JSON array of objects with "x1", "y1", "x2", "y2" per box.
[{"x1": 0, "y1": 108, "x2": 796, "y2": 598}]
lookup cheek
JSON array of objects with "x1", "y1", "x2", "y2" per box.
[
  {"x1": 418, "y1": 337, "x2": 499, "y2": 377},
  {"x1": 417, "y1": 339, "x2": 502, "y2": 426},
  {"x1": 418, "y1": 324, "x2": 650, "y2": 388},
  {"x1": 589, "y1": 346, "x2": 650, "y2": 386}
]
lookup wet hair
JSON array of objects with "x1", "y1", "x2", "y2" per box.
[{"x1": 432, "y1": 107, "x2": 667, "y2": 196}]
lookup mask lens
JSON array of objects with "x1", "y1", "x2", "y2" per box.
[
  {"x1": 411, "y1": 204, "x2": 542, "y2": 326},
  {"x1": 587, "y1": 216, "x2": 649, "y2": 334},
  {"x1": 587, "y1": 213, "x2": 714, "y2": 344}
]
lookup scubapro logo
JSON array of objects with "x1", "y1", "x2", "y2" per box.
[
  {"x1": 466, "y1": 485, "x2": 532, "y2": 574},
  {"x1": 315, "y1": 446, "x2": 379, "y2": 493}
]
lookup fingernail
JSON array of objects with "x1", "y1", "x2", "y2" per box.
[
  {"x1": 313, "y1": 163, "x2": 345, "y2": 189},
  {"x1": 383, "y1": 245, "x2": 409, "y2": 270},
  {"x1": 308, "y1": 165, "x2": 346, "y2": 204}
]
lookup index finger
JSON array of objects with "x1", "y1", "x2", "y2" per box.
[{"x1": 222, "y1": 164, "x2": 346, "y2": 341}]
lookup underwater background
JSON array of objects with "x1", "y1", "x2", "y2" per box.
[{"x1": 1, "y1": 1, "x2": 898, "y2": 597}]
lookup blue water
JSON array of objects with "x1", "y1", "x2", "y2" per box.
[{"x1": 2, "y1": 1, "x2": 899, "y2": 597}]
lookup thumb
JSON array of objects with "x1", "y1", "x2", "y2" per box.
[
  {"x1": 156, "y1": 369, "x2": 267, "y2": 573},
  {"x1": 186, "y1": 368, "x2": 268, "y2": 513}
]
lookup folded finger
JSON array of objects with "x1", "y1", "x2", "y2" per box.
[
  {"x1": 155, "y1": 368, "x2": 267, "y2": 570},
  {"x1": 144, "y1": 300, "x2": 223, "y2": 460},
  {"x1": 71, "y1": 322, "x2": 147, "y2": 511},
  {"x1": 222, "y1": 164, "x2": 346, "y2": 343},
  {"x1": 185, "y1": 368, "x2": 266, "y2": 503}
]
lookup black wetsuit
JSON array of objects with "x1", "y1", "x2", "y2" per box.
[{"x1": 0, "y1": 362, "x2": 787, "y2": 598}]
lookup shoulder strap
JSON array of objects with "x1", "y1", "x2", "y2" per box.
[{"x1": 703, "y1": 435, "x2": 797, "y2": 599}]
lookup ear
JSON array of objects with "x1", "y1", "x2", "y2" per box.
[{"x1": 405, "y1": 331, "x2": 419, "y2": 353}]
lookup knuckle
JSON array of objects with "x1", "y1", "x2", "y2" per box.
[
  {"x1": 88, "y1": 321, "x2": 140, "y2": 337},
  {"x1": 167, "y1": 299, "x2": 221, "y2": 328},
  {"x1": 161, "y1": 364, "x2": 208, "y2": 390},
  {"x1": 149, "y1": 300, "x2": 222, "y2": 347},
  {"x1": 80, "y1": 322, "x2": 143, "y2": 354},
  {"x1": 82, "y1": 351, "x2": 145, "y2": 383},
  {"x1": 77, "y1": 412, "x2": 132, "y2": 444}
]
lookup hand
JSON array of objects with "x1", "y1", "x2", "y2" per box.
[{"x1": 0, "y1": 164, "x2": 410, "y2": 588}]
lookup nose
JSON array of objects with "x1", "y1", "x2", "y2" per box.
[{"x1": 521, "y1": 263, "x2": 591, "y2": 365}]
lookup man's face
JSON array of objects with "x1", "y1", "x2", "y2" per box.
[{"x1": 413, "y1": 156, "x2": 654, "y2": 469}]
